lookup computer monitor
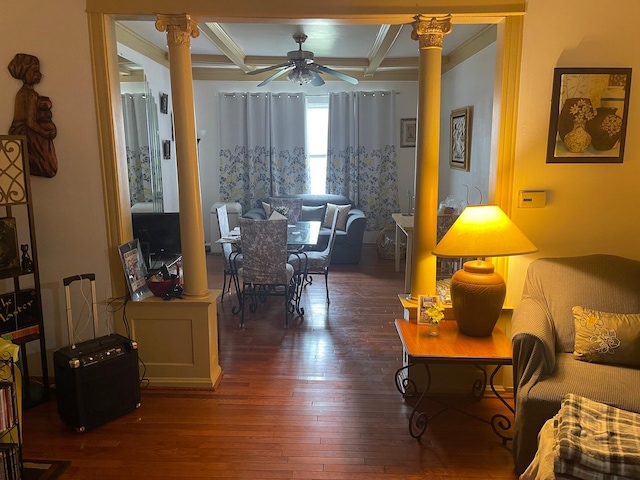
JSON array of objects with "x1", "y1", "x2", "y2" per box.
[{"x1": 131, "y1": 212, "x2": 181, "y2": 268}]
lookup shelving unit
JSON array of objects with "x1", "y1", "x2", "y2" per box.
[
  {"x1": 0, "y1": 135, "x2": 49, "y2": 409},
  {"x1": 0, "y1": 354, "x2": 22, "y2": 479}
]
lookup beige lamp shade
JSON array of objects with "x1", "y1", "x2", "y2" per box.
[
  {"x1": 432, "y1": 205, "x2": 538, "y2": 258},
  {"x1": 432, "y1": 205, "x2": 537, "y2": 337}
]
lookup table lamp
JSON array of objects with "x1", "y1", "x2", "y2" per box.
[{"x1": 432, "y1": 205, "x2": 537, "y2": 337}]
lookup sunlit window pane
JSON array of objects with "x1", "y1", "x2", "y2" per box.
[{"x1": 305, "y1": 96, "x2": 329, "y2": 194}]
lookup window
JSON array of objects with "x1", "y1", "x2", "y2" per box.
[{"x1": 305, "y1": 95, "x2": 329, "y2": 194}]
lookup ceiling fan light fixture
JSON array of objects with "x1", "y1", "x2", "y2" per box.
[{"x1": 287, "y1": 66, "x2": 314, "y2": 85}]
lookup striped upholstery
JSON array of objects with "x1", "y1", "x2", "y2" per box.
[{"x1": 512, "y1": 254, "x2": 640, "y2": 475}]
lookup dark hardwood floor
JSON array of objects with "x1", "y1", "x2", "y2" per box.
[{"x1": 21, "y1": 245, "x2": 519, "y2": 479}]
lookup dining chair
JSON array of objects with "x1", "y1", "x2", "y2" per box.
[
  {"x1": 303, "y1": 208, "x2": 338, "y2": 303},
  {"x1": 235, "y1": 215, "x2": 296, "y2": 327},
  {"x1": 216, "y1": 204, "x2": 242, "y2": 304}
]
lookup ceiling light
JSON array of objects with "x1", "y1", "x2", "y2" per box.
[{"x1": 287, "y1": 67, "x2": 314, "y2": 85}]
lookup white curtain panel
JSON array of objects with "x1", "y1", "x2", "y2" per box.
[
  {"x1": 327, "y1": 91, "x2": 400, "y2": 231},
  {"x1": 122, "y1": 93, "x2": 153, "y2": 205},
  {"x1": 218, "y1": 92, "x2": 308, "y2": 212}
]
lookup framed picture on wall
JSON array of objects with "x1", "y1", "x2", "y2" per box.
[
  {"x1": 159, "y1": 92, "x2": 169, "y2": 114},
  {"x1": 449, "y1": 106, "x2": 472, "y2": 171},
  {"x1": 546, "y1": 68, "x2": 632, "y2": 164},
  {"x1": 400, "y1": 118, "x2": 417, "y2": 148}
]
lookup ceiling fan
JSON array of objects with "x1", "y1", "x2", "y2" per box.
[{"x1": 247, "y1": 34, "x2": 359, "y2": 87}]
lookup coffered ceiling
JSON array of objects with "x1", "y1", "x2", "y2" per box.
[{"x1": 117, "y1": 20, "x2": 495, "y2": 84}]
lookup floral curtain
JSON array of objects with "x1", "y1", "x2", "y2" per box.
[
  {"x1": 218, "y1": 92, "x2": 309, "y2": 212},
  {"x1": 327, "y1": 91, "x2": 400, "y2": 231},
  {"x1": 122, "y1": 93, "x2": 153, "y2": 206}
]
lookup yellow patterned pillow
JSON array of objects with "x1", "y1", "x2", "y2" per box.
[
  {"x1": 572, "y1": 306, "x2": 640, "y2": 367},
  {"x1": 324, "y1": 203, "x2": 351, "y2": 231}
]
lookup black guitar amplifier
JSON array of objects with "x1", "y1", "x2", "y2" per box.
[{"x1": 54, "y1": 333, "x2": 140, "y2": 432}]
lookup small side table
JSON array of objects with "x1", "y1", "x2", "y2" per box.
[{"x1": 394, "y1": 319, "x2": 514, "y2": 442}]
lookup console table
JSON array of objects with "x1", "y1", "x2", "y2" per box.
[{"x1": 394, "y1": 319, "x2": 514, "y2": 442}]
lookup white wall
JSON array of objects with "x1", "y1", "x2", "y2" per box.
[
  {"x1": 0, "y1": 0, "x2": 111, "y2": 372},
  {"x1": 193, "y1": 79, "x2": 420, "y2": 244},
  {"x1": 507, "y1": 0, "x2": 640, "y2": 304},
  {"x1": 439, "y1": 43, "x2": 496, "y2": 209}
]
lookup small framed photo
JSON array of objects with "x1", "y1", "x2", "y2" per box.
[
  {"x1": 400, "y1": 118, "x2": 417, "y2": 148},
  {"x1": 546, "y1": 68, "x2": 632, "y2": 164},
  {"x1": 450, "y1": 106, "x2": 472, "y2": 171},
  {"x1": 118, "y1": 239, "x2": 153, "y2": 302},
  {"x1": 162, "y1": 140, "x2": 171, "y2": 159},
  {"x1": 159, "y1": 93, "x2": 169, "y2": 114},
  {"x1": 418, "y1": 295, "x2": 439, "y2": 325}
]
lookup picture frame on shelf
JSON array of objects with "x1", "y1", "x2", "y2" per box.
[
  {"x1": 449, "y1": 106, "x2": 472, "y2": 171},
  {"x1": 546, "y1": 68, "x2": 632, "y2": 164},
  {"x1": 118, "y1": 239, "x2": 152, "y2": 302},
  {"x1": 400, "y1": 118, "x2": 417, "y2": 148},
  {"x1": 417, "y1": 295, "x2": 439, "y2": 325}
]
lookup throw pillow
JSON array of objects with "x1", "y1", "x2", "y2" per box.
[
  {"x1": 270, "y1": 197, "x2": 303, "y2": 224},
  {"x1": 324, "y1": 203, "x2": 351, "y2": 231},
  {"x1": 301, "y1": 205, "x2": 326, "y2": 222},
  {"x1": 572, "y1": 306, "x2": 640, "y2": 368},
  {"x1": 262, "y1": 202, "x2": 271, "y2": 216}
]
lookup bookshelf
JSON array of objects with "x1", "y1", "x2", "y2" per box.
[
  {"x1": 0, "y1": 354, "x2": 22, "y2": 479},
  {"x1": 0, "y1": 135, "x2": 49, "y2": 408}
]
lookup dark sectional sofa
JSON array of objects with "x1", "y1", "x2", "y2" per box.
[{"x1": 243, "y1": 194, "x2": 366, "y2": 264}]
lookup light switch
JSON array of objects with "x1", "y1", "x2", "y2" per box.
[{"x1": 518, "y1": 190, "x2": 546, "y2": 208}]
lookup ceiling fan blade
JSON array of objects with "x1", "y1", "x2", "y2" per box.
[
  {"x1": 310, "y1": 71, "x2": 325, "y2": 87},
  {"x1": 309, "y1": 63, "x2": 359, "y2": 85},
  {"x1": 247, "y1": 62, "x2": 291, "y2": 75},
  {"x1": 257, "y1": 65, "x2": 295, "y2": 87}
]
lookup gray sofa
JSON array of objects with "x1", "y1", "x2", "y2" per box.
[
  {"x1": 243, "y1": 194, "x2": 366, "y2": 264},
  {"x1": 512, "y1": 254, "x2": 640, "y2": 474}
]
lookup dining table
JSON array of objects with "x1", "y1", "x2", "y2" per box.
[{"x1": 218, "y1": 220, "x2": 321, "y2": 249}]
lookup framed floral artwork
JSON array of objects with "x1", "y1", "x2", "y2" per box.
[
  {"x1": 449, "y1": 106, "x2": 472, "y2": 171},
  {"x1": 400, "y1": 118, "x2": 416, "y2": 147},
  {"x1": 546, "y1": 68, "x2": 632, "y2": 163}
]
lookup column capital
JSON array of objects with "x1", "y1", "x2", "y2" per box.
[
  {"x1": 411, "y1": 14, "x2": 452, "y2": 50},
  {"x1": 155, "y1": 14, "x2": 200, "y2": 47}
]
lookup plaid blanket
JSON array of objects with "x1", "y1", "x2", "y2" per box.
[{"x1": 554, "y1": 394, "x2": 640, "y2": 479}]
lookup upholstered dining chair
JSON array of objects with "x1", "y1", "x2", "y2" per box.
[
  {"x1": 235, "y1": 215, "x2": 296, "y2": 327},
  {"x1": 303, "y1": 208, "x2": 338, "y2": 303},
  {"x1": 216, "y1": 204, "x2": 242, "y2": 304}
]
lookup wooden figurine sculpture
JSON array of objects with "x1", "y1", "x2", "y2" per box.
[
  {"x1": 7, "y1": 53, "x2": 58, "y2": 178},
  {"x1": 21, "y1": 244, "x2": 34, "y2": 273}
]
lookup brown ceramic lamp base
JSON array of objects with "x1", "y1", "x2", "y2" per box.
[{"x1": 449, "y1": 259, "x2": 506, "y2": 337}]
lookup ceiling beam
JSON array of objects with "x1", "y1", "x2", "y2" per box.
[
  {"x1": 363, "y1": 24, "x2": 404, "y2": 77},
  {"x1": 115, "y1": 23, "x2": 168, "y2": 68},
  {"x1": 200, "y1": 22, "x2": 252, "y2": 72}
]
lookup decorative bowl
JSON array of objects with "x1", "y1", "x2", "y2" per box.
[{"x1": 146, "y1": 275, "x2": 180, "y2": 297}]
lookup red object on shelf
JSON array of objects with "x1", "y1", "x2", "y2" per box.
[{"x1": 145, "y1": 275, "x2": 180, "y2": 297}]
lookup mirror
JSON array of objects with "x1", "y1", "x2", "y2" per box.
[{"x1": 119, "y1": 55, "x2": 164, "y2": 212}]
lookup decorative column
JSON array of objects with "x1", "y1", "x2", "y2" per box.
[
  {"x1": 410, "y1": 15, "x2": 452, "y2": 300},
  {"x1": 155, "y1": 14, "x2": 209, "y2": 297}
]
